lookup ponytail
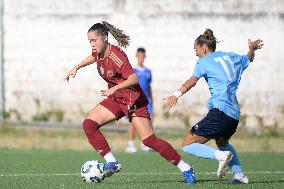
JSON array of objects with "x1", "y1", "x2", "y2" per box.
[
  {"x1": 102, "y1": 21, "x2": 130, "y2": 48},
  {"x1": 88, "y1": 21, "x2": 130, "y2": 48}
]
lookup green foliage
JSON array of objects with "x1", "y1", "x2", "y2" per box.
[
  {"x1": 32, "y1": 112, "x2": 50, "y2": 121},
  {"x1": 162, "y1": 109, "x2": 170, "y2": 119},
  {"x1": 32, "y1": 97, "x2": 65, "y2": 122},
  {"x1": 9, "y1": 109, "x2": 22, "y2": 121},
  {"x1": 263, "y1": 128, "x2": 282, "y2": 138},
  {"x1": 239, "y1": 114, "x2": 247, "y2": 127},
  {"x1": 182, "y1": 114, "x2": 191, "y2": 128},
  {"x1": 3, "y1": 111, "x2": 10, "y2": 119}
]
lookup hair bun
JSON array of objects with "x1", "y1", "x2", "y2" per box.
[{"x1": 204, "y1": 29, "x2": 214, "y2": 40}]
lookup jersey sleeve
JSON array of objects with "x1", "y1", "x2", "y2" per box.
[
  {"x1": 240, "y1": 55, "x2": 250, "y2": 70},
  {"x1": 120, "y1": 59, "x2": 135, "y2": 79},
  {"x1": 110, "y1": 47, "x2": 135, "y2": 79},
  {"x1": 192, "y1": 60, "x2": 206, "y2": 78},
  {"x1": 227, "y1": 52, "x2": 250, "y2": 70}
]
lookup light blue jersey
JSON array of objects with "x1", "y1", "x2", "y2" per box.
[
  {"x1": 134, "y1": 67, "x2": 152, "y2": 100},
  {"x1": 192, "y1": 51, "x2": 250, "y2": 120},
  {"x1": 134, "y1": 66, "x2": 153, "y2": 115}
]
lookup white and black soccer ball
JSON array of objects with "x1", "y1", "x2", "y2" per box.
[{"x1": 81, "y1": 160, "x2": 105, "y2": 183}]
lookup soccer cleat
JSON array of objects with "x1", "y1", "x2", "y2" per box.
[
  {"x1": 182, "y1": 166, "x2": 196, "y2": 184},
  {"x1": 217, "y1": 151, "x2": 233, "y2": 180},
  {"x1": 232, "y1": 175, "x2": 249, "y2": 184},
  {"x1": 103, "y1": 162, "x2": 122, "y2": 177},
  {"x1": 125, "y1": 145, "x2": 137, "y2": 153}
]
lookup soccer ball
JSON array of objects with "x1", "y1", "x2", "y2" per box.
[{"x1": 81, "y1": 160, "x2": 105, "y2": 183}]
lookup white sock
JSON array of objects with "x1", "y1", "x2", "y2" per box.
[
  {"x1": 176, "y1": 160, "x2": 192, "y2": 172},
  {"x1": 215, "y1": 150, "x2": 226, "y2": 161},
  {"x1": 235, "y1": 172, "x2": 245, "y2": 178},
  {"x1": 128, "y1": 140, "x2": 135, "y2": 147},
  {"x1": 104, "y1": 151, "x2": 117, "y2": 163}
]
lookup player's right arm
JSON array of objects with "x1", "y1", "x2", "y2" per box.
[
  {"x1": 64, "y1": 55, "x2": 96, "y2": 83},
  {"x1": 164, "y1": 76, "x2": 199, "y2": 109},
  {"x1": 164, "y1": 59, "x2": 204, "y2": 109}
]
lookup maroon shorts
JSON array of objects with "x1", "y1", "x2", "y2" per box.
[{"x1": 100, "y1": 97, "x2": 151, "y2": 122}]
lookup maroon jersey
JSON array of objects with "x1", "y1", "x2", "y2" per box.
[{"x1": 92, "y1": 44, "x2": 148, "y2": 107}]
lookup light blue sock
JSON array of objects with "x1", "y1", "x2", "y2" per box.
[
  {"x1": 182, "y1": 143, "x2": 216, "y2": 159},
  {"x1": 218, "y1": 144, "x2": 243, "y2": 174}
]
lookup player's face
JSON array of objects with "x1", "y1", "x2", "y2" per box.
[
  {"x1": 87, "y1": 31, "x2": 107, "y2": 54},
  {"x1": 136, "y1": 52, "x2": 145, "y2": 66},
  {"x1": 194, "y1": 41, "x2": 207, "y2": 58}
]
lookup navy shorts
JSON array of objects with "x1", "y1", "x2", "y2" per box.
[{"x1": 191, "y1": 108, "x2": 239, "y2": 139}]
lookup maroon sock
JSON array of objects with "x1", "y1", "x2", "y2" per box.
[
  {"x1": 142, "y1": 134, "x2": 181, "y2": 165},
  {"x1": 82, "y1": 119, "x2": 111, "y2": 157}
]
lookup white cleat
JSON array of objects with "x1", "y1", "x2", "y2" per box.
[
  {"x1": 232, "y1": 175, "x2": 249, "y2": 184},
  {"x1": 125, "y1": 145, "x2": 137, "y2": 153},
  {"x1": 217, "y1": 151, "x2": 233, "y2": 180}
]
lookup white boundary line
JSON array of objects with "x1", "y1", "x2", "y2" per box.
[{"x1": 1, "y1": 171, "x2": 284, "y2": 177}]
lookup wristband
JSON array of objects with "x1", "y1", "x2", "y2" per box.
[{"x1": 173, "y1": 91, "x2": 182, "y2": 98}]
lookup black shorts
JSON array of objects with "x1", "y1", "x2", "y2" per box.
[{"x1": 191, "y1": 108, "x2": 239, "y2": 139}]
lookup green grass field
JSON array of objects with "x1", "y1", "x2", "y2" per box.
[{"x1": 0, "y1": 149, "x2": 283, "y2": 189}]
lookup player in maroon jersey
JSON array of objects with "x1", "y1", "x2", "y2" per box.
[{"x1": 64, "y1": 21, "x2": 195, "y2": 184}]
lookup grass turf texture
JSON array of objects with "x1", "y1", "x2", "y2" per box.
[{"x1": 0, "y1": 149, "x2": 284, "y2": 189}]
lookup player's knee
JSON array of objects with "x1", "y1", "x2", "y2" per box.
[
  {"x1": 82, "y1": 119, "x2": 100, "y2": 136},
  {"x1": 215, "y1": 138, "x2": 228, "y2": 147},
  {"x1": 182, "y1": 135, "x2": 206, "y2": 147},
  {"x1": 182, "y1": 140, "x2": 195, "y2": 147}
]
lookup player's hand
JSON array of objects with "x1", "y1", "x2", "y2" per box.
[
  {"x1": 248, "y1": 39, "x2": 264, "y2": 51},
  {"x1": 101, "y1": 87, "x2": 117, "y2": 97},
  {"x1": 163, "y1": 95, "x2": 178, "y2": 109},
  {"x1": 64, "y1": 67, "x2": 78, "y2": 83}
]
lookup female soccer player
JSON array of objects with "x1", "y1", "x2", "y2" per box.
[
  {"x1": 64, "y1": 21, "x2": 195, "y2": 184},
  {"x1": 126, "y1": 47, "x2": 154, "y2": 153},
  {"x1": 165, "y1": 29, "x2": 263, "y2": 184}
]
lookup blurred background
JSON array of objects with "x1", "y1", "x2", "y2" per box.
[{"x1": 0, "y1": 0, "x2": 283, "y2": 151}]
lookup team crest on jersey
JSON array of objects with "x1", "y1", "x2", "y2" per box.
[
  {"x1": 99, "y1": 66, "x2": 104, "y2": 75},
  {"x1": 107, "y1": 70, "x2": 114, "y2": 78},
  {"x1": 128, "y1": 105, "x2": 137, "y2": 114}
]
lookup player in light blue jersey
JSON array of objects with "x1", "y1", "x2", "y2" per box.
[
  {"x1": 126, "y1": 47, "x2": 154, "y2": 153},
  {"x1": 165, "y1": 29, "x2": 263, "y2": 184}
]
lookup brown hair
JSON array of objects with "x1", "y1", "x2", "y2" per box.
[
  {"x1": 88, "y1": 21, "x2": 130, "y2": 48},
  {"x1": 137, "y1": 47, "x2": 146, "y2": 54},
  {"x1": 195, "y1": 29, "x2": 217, "y2": 52}
]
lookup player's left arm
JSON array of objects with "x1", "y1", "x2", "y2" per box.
[{"x1": 164, "y1": 76, "x2": 199, "y2": 109}]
